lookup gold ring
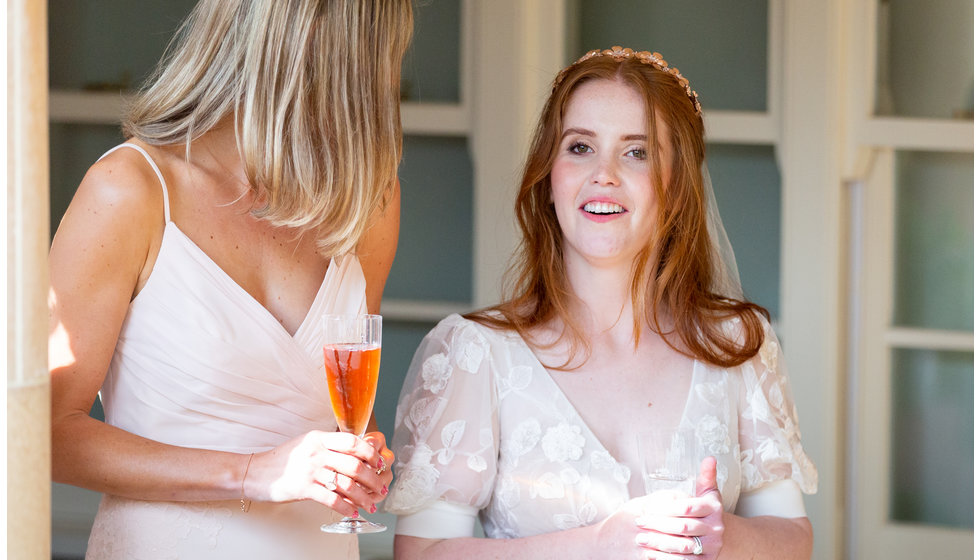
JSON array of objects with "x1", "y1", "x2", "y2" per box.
[{"x1": 376, "y1": 457, "x2": 387, "y2": 475}]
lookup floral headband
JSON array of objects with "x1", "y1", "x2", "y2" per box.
[{"x1": 553, "y1": 46, "x2": 702, "y2": 116}]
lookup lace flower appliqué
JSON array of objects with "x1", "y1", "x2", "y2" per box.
[
  {"x1": 388, "y1": 443, "x2": 441, "y2": 511},
  {"x1": 421, "y1": 352, "x2": 453, "y2": 394},
  {"x1": 553, "y1": 502, "x2": 598, "y2": 530},
  {"x1": 452, "y1": 329, "x2": 487, "y2": 373},
  {"x1": 760, "y1": 337, "x2": 779, "y2": 374},
  {"x1": 591, "y1": 450, "x2": 631, "y2": 484},
  {"x1": 503, "y1": 418, "x2": 542, "y2": 462},
  {"x1": 542, "y1": 423, "x2": 585, "y2": 463},
  {"x1": 696, "y1": 415, "x2": 731, "y2": 455}
]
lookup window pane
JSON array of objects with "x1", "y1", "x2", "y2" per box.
[
  {"x1": 48, "y1": 0, "x2": 196, "y2": 91},
  {"x1": 890, "y1": 348, "x2": 973, "y2": 528},
  {"x1": 387, "y1": 136, "x2": 473, "y2": 302},
  {"x1": 874, "y1": 0, "x2": 973, "y2": 119},
  {"x1": 401, "y1": 0, "x2": 461, "y2": 103},
  {"x1": 572, "y1": 0, "x2": 768, "y2": 112},
  {"x1": 49, "y1": 124, "x2": 126, "y2": 237},
  {"x1": 893, "y1": 151, "x2": 973, "y2": 331},
  {"x1": 707, "y1": 144, "x2": 781, "y2": 318}
]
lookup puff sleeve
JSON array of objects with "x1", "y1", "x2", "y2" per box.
[
  {"x1": 385, "y1": 315, "x2": 500, "y2": 528},
  {"x1": 736, "y1": 320, "x2": 818, "y2": 496}
]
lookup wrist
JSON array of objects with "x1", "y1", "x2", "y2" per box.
[
  {"x1": 590, "y1": 514, "x2": 618, "y2": 558},
  {"x1": 240, "y1": 453, "x2": 255, "y2": 512}
]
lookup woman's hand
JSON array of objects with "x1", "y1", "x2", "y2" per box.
[
  {"x1": 362, "y1": 430, "x2": 395, "y2": 487},
  {"x1": 593, "y1": 504, "x2": 670, "y2": 560},
  {"x1": 244, "y1": 430, "x2": 390, "y2": 517},
  {"x1": 632, "y1": 456, "x2": 725, "y2": 559},
  {"x1": 591, "y1": 475, "x2": 719, "y2": 560}
]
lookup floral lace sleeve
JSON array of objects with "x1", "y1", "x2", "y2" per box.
[
  {"x1": 385, "y1": 315, "x2": 500, "y2": 515},
  {"x1": 736, "y1": 320, "x2": 818, "y2": 495}
]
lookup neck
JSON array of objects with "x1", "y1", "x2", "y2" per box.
[
  {"x1": 562, "y1": 253, "x2": 640, "y2": 339},
  {"x1": 187, "y1": 119, "x2": 256, "y2": 204}
]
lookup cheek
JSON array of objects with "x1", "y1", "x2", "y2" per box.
[{"x1": 549, "y1": 162, "x2": 577, "y2": 204}]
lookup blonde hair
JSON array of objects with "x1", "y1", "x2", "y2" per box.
[{"x1": 123, "y1": 0, "x2": 413, "y2": 256}]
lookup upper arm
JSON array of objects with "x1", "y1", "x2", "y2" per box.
[
  {"x1": 356, "y1": 179, "x2": 400, "y2": 314},
  {"x1": 385, "y1": 318, "x2": 500, "y2": 517},
  {"x1": 49, "y1": 151, "x2": 164, "y2": 420},
  {"x1": 736, "y1": 323, "x2": 819, "y2": 495}
]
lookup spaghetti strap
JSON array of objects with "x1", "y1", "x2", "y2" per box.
[{"x1": 98, "y1": 143, "x2": 172, "y2": 223}]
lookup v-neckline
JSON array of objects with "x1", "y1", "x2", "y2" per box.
[
  {"x1": 164, "y1": 221, "x2": 331, "y2": 341},
  {"x1": 505, "y1": 327, "x2": 697, "y2": 471}
]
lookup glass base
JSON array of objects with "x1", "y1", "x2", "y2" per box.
[{"x1": 320, "y1": 516, "x2": 386, "y2": 534}]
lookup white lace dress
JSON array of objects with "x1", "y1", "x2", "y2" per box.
[{"x1": 385, "y1": 314, "x2": 817, "y2": 539}]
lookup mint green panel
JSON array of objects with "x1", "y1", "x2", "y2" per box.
[
  {"x1": 890, "y1": 349, "x2": 973, "y2": 528},
  {"x1": 875, "y1": 0, "x2": 973, "y2": 119},
  {"x1": 386, "y1": 136, "x2": 474, "y2": 303},
  {"x1": 401, "y1": 0, "x2": 462, "y2": 102},
  {"x1": 49, "y1": 124, "x2": 126, "y2": 239},
  {"x1": 706, "y1": 144, "x2": 781, "y2": 318},
  {"x1": 48, "y1": 0, "x2": 198, "y2": 91},
  {"x1": 573, "y1": 0, "x2": 768, "y2": 112},
  {"x1": 893, "y1": 151, "x2": 973, "y2": 331}
]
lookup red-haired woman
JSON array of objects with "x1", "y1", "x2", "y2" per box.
[{"x1": 385, "y1": 47, "x2": 818, "y2": 559}]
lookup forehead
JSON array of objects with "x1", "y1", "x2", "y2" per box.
[
  {"x1": 562, "y1": 78, "x2": 673, "y2": 148},
  {"x1": 564, "y1": 79, "x2": 647, "y2": 124}
]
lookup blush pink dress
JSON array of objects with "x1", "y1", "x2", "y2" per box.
[{"x1": 85, "y1": 143, "x2": 364, "y2": 559}]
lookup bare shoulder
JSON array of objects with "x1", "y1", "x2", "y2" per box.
[
  {"x1": 50, "y1": 142, "x2": 170, "y2": 296},
  {"x1": 68, "y1": 143, "x2": 167, "y2": 225}
]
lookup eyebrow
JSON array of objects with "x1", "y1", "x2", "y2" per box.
[{"x1": 560, "y1": 127, "x2": 647, "y2": 142}]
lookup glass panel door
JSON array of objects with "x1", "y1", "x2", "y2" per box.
[
  {"x1": 850, "y1": 0, "x2": 973, "y2": 554},
  {"x1": 852, "y1": 148, "x2": 973, "y2": 559}
]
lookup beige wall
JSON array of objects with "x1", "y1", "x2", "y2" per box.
[{"x1": 8, "y1": 0, "x2": 53, "y2": 558}]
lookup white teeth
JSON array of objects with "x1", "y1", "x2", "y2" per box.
[{"x1": 583, "y1": 201, "x2": 625, "y2": 214}]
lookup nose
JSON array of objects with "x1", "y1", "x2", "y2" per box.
[{"x1": 591, "y1": 155, "x2": 620, "y2": 187}]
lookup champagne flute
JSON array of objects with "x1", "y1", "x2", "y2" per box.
[{"x1": 320, "y1": 313, "x2": 386, "y2": 534}]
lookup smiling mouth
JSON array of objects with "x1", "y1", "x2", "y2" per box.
[{"x1": 583, "y1": 201, "x2": 625, "y2": 215}]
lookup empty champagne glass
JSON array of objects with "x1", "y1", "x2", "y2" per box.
[{"x1": 636, "y1": 428, "x2": 703, "y2": 496}]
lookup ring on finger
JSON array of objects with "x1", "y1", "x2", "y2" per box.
[
  {"x1": 376, "y1": 456, "x2": 387, "y2": 476},
  {"x1": 324, "y1": 469, "x2": 338, "y2": 491},
  {"x1": 691, "y1": 535, "x2": 704, "y2": 556}
]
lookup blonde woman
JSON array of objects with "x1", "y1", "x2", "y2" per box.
[
  {"x1": 386, "y1": 48, "x2": 817, "y2": 559},
  {"x1": 48, "y1": 1, "x2": 411, "y2": 558}
]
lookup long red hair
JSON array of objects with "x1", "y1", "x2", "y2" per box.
[{"x1": 467, "y1": 53, "x2": 768, "y2": 369}]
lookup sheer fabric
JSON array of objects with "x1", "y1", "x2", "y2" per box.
[
  {"x1": 386, "y1": 314, "x2": 817, "y2": 540},
  {"x1": 85, "y1": 144, "x2": 363, "y2": 559}
]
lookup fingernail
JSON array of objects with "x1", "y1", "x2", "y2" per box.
[
  {"x1": 351, "y1": 510, "x2": 359, "y2": 518},
  {"x1": 377, "y1": 458, "x2": 384, "y2": 469},
  {"x1": 381, "y1": 485, "x2": 389, "y2": 496},
  {"x1": 635, "y1": 532, "x2": 650, "y2": 546},
  {"x1": 370, "y1": 504, "x2": 377, "y2": 514}
]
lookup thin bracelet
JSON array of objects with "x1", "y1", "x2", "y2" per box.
[{"x1": 240, "y1": 453, "x2": 254, "y2": 513}]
